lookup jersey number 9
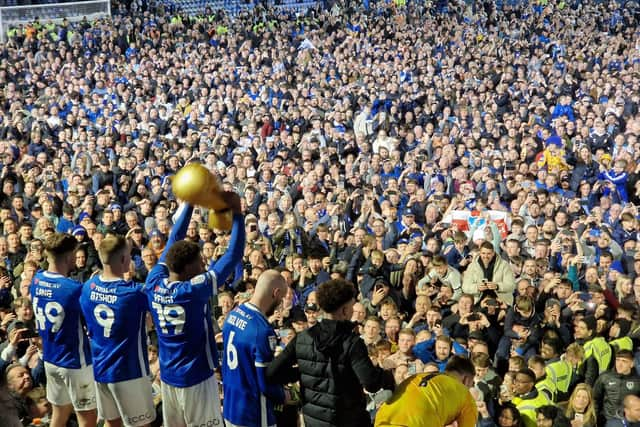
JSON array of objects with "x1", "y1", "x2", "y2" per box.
[{"x1": 94, "y1": 304, "x2": 115, "y2": 338}]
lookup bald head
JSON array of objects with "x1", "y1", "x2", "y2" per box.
[
  {"x1": 624, "y1": 394, "x2": 640, "y2": 422},
  {"x1": 251, "y1": 269, "x2": 287, "y2": 316}
]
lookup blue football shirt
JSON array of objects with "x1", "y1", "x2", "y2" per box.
[
  {"x1": 31, "y1": 271, "x2": 92, "y2": 369},
  {"x1": 222, "y1": 303, "x2": 284, "y2": 427},
  {"x1": 80, "y1": 276, "x2": 149, "y2": 383},
  {"x1": 145, "y1": 202, "x2": 245, "y2": 388},
  {"x1": 144, "y1": 265, "x2": 219, "y2": 387}
]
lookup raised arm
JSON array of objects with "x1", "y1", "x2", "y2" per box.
[
  {"x1": 211, "y1": 192, "x2": 245, "y2": 285},
  {"x1": 159, "y1": 202, "x2": 194, "y2": 263}
]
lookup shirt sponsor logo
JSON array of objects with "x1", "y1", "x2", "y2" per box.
[{"x1": 191, "y1": 275, "x2": 206, "y2": 285}]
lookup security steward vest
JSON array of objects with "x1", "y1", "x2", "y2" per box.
[
  {"x1": 513, "y1": 388, "x2": 551, "y2": 427},
  {"x1": 609, "y1": 337, "x2": 633, "y2": 352},
  {"x1": 544, "y1": 358, "x2": 572, "y2": 401},
  {"x1": 583, "y1": 336, "x2": 612, "y2": 375}
]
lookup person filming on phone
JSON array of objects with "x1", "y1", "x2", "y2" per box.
[{"x1": 462, "y1": 241, "x2": 516, "y2": 306}]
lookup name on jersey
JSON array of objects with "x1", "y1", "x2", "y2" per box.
[
  {"x1": 35, "y1": 288, "x2": 54, "y2": 298},
  {"x1": 153, "y1": 294, "x2": 174, "y2": 304},
  {"x1": 90, "y1": 292, "x2": 118, "y2": 304},
  {"x1": 227, "y1": 313, "x2": 248, "y2": 330}
]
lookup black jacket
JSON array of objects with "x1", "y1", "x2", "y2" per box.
[
  {"x1": 266, "y1": 319, "x2": 395, "y2": 427},
  {"x1": 593, "y1": 369, "x2": 640, "y2": 420}
]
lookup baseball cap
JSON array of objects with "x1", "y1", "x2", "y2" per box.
[{"x1": 615, "y1": 349, "x2": 634, "y2": 360}]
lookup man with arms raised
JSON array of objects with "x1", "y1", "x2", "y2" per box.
[{"x1": 144, "y1": 194, "x2": 244, "y2": 427}]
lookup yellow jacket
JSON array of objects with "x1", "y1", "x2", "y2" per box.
[{"x1": 375, "y1": 373, "x2": 477, "y2": 427}]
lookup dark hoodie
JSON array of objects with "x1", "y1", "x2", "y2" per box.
[
  {"x1": 502, "y1": 306, "x2": 543, "y2": 354},
  {"x1": 266, "y1": 319, "x2": 395, "y2": 427}
]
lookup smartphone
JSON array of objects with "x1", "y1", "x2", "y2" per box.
[
  {"x1": 22, "y1": 329, "x2": 39, "y2": 339},
  {"x1": 407, "y1": 362, "x2": 417, "y2": 375}
]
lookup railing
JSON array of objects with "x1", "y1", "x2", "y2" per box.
[{"x1": 0, "y1": 0, "x2": 110, "y2": 43}]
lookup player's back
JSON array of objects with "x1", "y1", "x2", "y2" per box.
[
  {"x1": 80, "y1": 275, "x2": 149, "y2": 383},
  {"x1": 31, "y1": 271, "x2": 91, "y2": 369},
  {"x1": 144, "y1": 264, "x2": 218, "y2": 387},
  {"x1": 375, "y1": 373, "x2": 477, "y2": 427},
  {"x1": 222, "y1": 302, "x2": 276, "y2": 426}
]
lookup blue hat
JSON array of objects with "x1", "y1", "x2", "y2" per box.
[
  {"x1": 108, "y1": 203, "x2": 122, "y2": 211},
  {"x1": 78, "y1": 212, "x2": 91, "y2": 222},
  {"x1": 397, "y1": 238, "x2": 410, "y2": 245},
  {"x1": 403, "y1": 208, "x2": 415, "y2": 217},
  {"x1": 410, "y1": 231, "x2": 423, "y2": 240},
  {"x1": 610, "y1": 260, "x2": 624, "y2": 274},
  {"x1": 546, "y1": 135, "x2": 563, "y2": 147},
  {"x1": 71, "y1": 225, "x2": 86, "y2": 237}
]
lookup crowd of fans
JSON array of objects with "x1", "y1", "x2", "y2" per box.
[{"x1": 1, "y1": 0, "x2": 640, "y2": 425}]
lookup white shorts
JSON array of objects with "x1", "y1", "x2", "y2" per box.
[
  {"x1": 44, "y1": 362, "x2": 97, "y2": 411},
  {"x1": 96, "y1": 377, "x2": 156, "y2": 426},
  {"x1": 161, "y1": 376, "x2": 223, "y2": 427}
]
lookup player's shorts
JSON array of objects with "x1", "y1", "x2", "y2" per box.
[
  {"x1": 44, "y1": 362, "x2": 97, "y2": 411},
  {"x1": 96, "y1": 376, "x2": 156, "y2": 427},
  {"x1": 162, "y1": 376, "x2": 223, "y2": 427}
]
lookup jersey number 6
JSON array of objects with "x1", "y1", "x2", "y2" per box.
[{"x1": 226, "y1": 331, "x2": 238, "y2": 370}]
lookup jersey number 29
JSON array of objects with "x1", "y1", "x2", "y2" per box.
[{"x1": 33, "y1": 297, "x2": 65, "y2": 333}]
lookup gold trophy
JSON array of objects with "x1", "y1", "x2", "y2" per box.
[{"x1": 171, "y1": 163, "x2": 233, "y2": 231}]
